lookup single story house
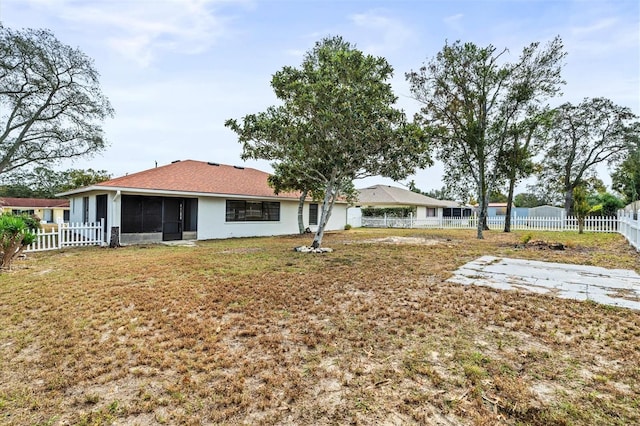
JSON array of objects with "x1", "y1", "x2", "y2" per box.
[
  {"x1": 0, "y1": 197, "x2": 70, "y2": 223},
  {"x1": 354, "y1": 185, "x2": 471, "y2": 219},
  {"x1": 57, "y1": 160, "x2": 348, "y2": 245}
]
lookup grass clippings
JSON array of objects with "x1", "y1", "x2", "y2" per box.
[{"x1": 1, "y1": 228, "x2": 639, "y2": 425}]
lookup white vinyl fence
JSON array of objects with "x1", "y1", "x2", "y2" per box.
[
  {"x1": 361, "y1": 214, "x2": 619, "y2": 233},
  {"x1": 25, "y1": 220, "x2": 105, "y2": 253},
  {"x1": 618, "y1": 211, "x2": 639, "y2": 251}
]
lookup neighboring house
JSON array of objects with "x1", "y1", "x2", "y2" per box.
[
  {"x1": 0, "y1": 197, "x2": 70, "y2": 223},
  {"x1": 354, "y1": 185, "x2": 470, "y2": 219},
  {"x1": 57, "y1": 160, "x2": 347, "y2": 245}
]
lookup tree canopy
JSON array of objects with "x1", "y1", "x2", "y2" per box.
[
  {"x1": 535, "y1": 97, "x2": 638, "y2": 215},
  {"x1": 407, "y1": 37, "x2": 565, "y2": 238},
  {"x1": 0, "y1": 167, "x2": 111, "y2": 198},
  {"x1": 0, "y1": 26, "x2": 113, "y2": 175},
  {"x1": 513, "y1": 192, "x2": 547, "y2": 208},
  {"x1": 226, "y1": 36, "x2": 431, "y2": 248},
  {"x1": 611, "y1": 122, "x2": 640, "y2": 205}
]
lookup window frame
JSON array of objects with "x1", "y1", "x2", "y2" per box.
[
  {"x1": 82, "y1": 196, "x2": 89, "y2": 223},
  {"x1": 225, "y1": 200, "x2": 280, "y2": 222},
  {"x1": 309, "y1": 203, "x2": 318, "y2": 225}
]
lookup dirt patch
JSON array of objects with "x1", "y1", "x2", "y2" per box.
[
  {"x1": 356, "y1": 236, "x2": 447, "y2": 245},
  {"x1": 513, "y1": 239, "x2": 566, "y2": 250}
]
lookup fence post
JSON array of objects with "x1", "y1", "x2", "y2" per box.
[
  {"x1": 57, "y1": 223, "x2": 63, "y2": 249},
  {"x1": 410, "y1": 212, "x2": 413, "y2": 228}
]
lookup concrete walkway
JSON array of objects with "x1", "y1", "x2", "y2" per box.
[{"x1": 448, "y1": 256, "x2": 640, "y2": 310}]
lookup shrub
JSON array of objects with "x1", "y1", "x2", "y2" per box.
[
  {"x1": 0, "y1": 214, "x2": 39, "y2": 270},
  {"x1": 344, "y1": 224, "x2": 352, "y2": 230}
]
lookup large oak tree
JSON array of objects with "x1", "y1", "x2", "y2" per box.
[
  {"x1": 536, "y1": 98, "x2": 638, "y2": 215},
  {"x1": 0, "y1": 26, "x2": 113, "y2": 175},
  {"x1": 611, "y1": 122, "x2": 640, "y2": 206},
  {"x1": 226, "y1": 36, "x2": 430, "y2": 248},
  {"x1": 407, "y1": 37, "x2": 565, "y2": 238}
]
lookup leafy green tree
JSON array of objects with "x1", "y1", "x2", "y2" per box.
[
  {"x1": 572, "y1": 182, "x2": 590, "y2": 234},
  {"x1": 489, "y1": 190, "x2": 508, "y2": 203},
  {"x1": 496, "y1": 109, "x2": 554, "y2": 231},
  {"x1": 0, "y1": 26, "x2": 113, "y2": 176},
  {"x1": 58, "y1": 168, "x2": 111, "y2": 192},
  {"x1": 0, "y1": 213, "x2": 39, "y2": 270},
  {"x1": 513, "y1": 192, "x2": 546, "y2": 208},
  {"x1": 611, "y1": 123, "x2": 640, "y2": 205},
  {"x1": 536, "y1": 98, "x2": 638, "y2": 215},
  {"x1": 588, "y1": 192, "x2": 624, "y2": 216},
  {"x1": 407, "y1": 37, "x2": 565, "y2": 238},
  {"x1": 0, "y1": 183, "x2": 35, "y2": 198},
  {"x1": 0, "y1": 167, "x2": 110, "y2": 198},
  {"x1": 406, "y1": 181, "x2": 457, "y2": 201},
  {"x1": 423, "y1": 186, "x2": 455, "y2": 201},
  {"x1": 226, "y1": 36, "x2": 431, "y2": 248}
]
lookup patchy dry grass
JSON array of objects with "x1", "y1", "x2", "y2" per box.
[{"x1": 1, "y1": 228, "x2": 639, "y2": 425}]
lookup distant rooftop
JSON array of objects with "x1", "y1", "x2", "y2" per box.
[{"x1": 356, "y1": 185, "x2": 461, "y2": 208}]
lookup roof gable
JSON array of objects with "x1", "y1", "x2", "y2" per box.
[
  {"x1": 0, "y1": 197, "x2": 70, "y2": 208},
  {"x1": 356, "y1": 185, "x2": 460, "y2": 208},
  {"x1": 93, "y1": 160, "x2": 301, "y2": 199}
]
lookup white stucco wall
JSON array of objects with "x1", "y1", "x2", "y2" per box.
[{"x1": 197, "y1": 198, "x2": 347, "y2": 240}]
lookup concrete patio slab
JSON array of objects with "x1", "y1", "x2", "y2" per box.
[{"x1": 448, "y1": 256, "x2": 640, "y2": 310}]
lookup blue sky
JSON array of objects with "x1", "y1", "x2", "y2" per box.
[{"x1": 1, "y1": 0, "x2": 638, "y2": 192}]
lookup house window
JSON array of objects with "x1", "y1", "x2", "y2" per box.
[
  {"x1": 225, "y1": 200, "x2": 280, "y2": 222},
  {"x1": 43, "y1": 209, "x2": 53, "y2": 222},
  {"x1": 82, "y1": 196, "x2": 89, "y2": 223},
  {"x1": 309, "y1": 203, "x2": 318, "y2": 225},
  {"x1": 495, "y1": 207, "x2": 507, "y2": 216},
  {"x1": 11, "y1": 209, "x2": 35, "y2": 215},
  {"x1": 426, "y1": 208, "x2": 436, "y2": 217}
]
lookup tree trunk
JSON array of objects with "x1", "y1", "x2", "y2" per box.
[
  {"x1": 476, "y1": 187, "x2": 485, "y2": 239},
  {"x1": 564, "y1": 187, "x2": 573, "y2": 216},
  {"x1": 482, "y1": 204, "x2": 490, "y2": 231},
  {"x1": 297, "y1": 190, "x2": 308, "y2": 234},
  {"x1": 504, "y1": 176, "x2": 516, "y2": 232},
  {"x1": 312, "y1": 175, "x2": 338, "y2": 248},
  {"x1": 578, "y1": 216, "x2": 584, "y2": 234}
]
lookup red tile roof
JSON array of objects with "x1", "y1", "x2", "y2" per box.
[
  {"x1": 0, "y1": 197, "x2": 69, "y2": 208},
  {"x1": 95, "y1": 160, "x2": 302, "y2": 199}
]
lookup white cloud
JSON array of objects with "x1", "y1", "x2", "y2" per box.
[
  {"x1": 19, "y1": 0, "x2": 243, "y2": 67},
  {"x1": 349, "y1": 10, "x2": 413, "y2": 55},
  {"x1": 570, "y1": 17, "x2": 616, "y2": 35},
  {"x1": 443, "y1": 13, "x2": 464, "y2": 33}
]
